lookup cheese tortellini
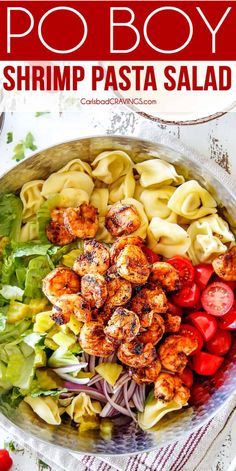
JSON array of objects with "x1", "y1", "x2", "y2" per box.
[
  {"x1": 24, "y1": 396, "x2": 61, "y2": 425},
  {"x1": 92, "y1": 150, "x2": 133, "y2": 184},
  {"x1": 65, "y1": 392, "x2": 101, "y2": 423},
  {"x1": 147, "y1": 217, "x2": 191, "y2": 258},
  {"x1": 57, "y1": 158, "x2": 92, "y2": 176},
  {"x1": 20, "y1": 180, "x2": 45, "y2": 222},
  {"x1": 41, "y1": 171, "x2": 94, "y2": 199},
  {"x1": 187, "y1": 214, "x2": 234, "y2": 264},
  {"x1": 90, "y1": 188, "x2": 109, "y2": 216},
  {"x1": 139, "y1": 186, "x2": 177, "y2": 222},
  {"x1": 135, "y1": 159, "x2": 185, "y2": 188},
  {"x1": 20, "y1": 220, "x2": 38, "y2": 242},
  {"x1": 168, "y1": 180, "x2": 217, "y2": 220},
  {"x1": 109, "y1": 171, "x2": 135, "y2": 204}
]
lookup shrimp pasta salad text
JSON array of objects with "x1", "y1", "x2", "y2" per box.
[{"x1": 0, "y1": 150, "x2": 235, "y2": 434}]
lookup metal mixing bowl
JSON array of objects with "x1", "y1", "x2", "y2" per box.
[{"x1": 0, "y1": 136, "x2": 235, "y2": 455}]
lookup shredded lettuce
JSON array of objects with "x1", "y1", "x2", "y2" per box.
[
  {"x1": 48, "y1": 346, "x2": 80, "y2": 367},
  {"x1": 0, "y1": 194, "x2": 23, "y2": 241},
  {"x1": 24, "y1": 256, "x2": 51, "y2": 298},
  {"x1": 0, "y1": 285, "x2": 24, "y2": 301}
]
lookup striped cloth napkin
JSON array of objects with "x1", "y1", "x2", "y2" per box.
[{"x1": 1, "y1": 394, "x2": 235, "y2": 471}]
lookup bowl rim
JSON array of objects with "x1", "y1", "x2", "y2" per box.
[{"x1": 0, "y1": 134, "x2": 235, "y2": 456}]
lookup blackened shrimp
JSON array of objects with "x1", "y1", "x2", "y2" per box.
[
  {"x1": 164, "y1": 313, "x2": 181, "y2": 333},
  {"x1": 154, "y1": 372, "x2": 190, "y2": 405},
  {"x1": 212, "y1": 246, "x2": 236, "y2": 281},
  {"x1": 104, "y1": 307, "x2": 140, "y2": 342},
  {"x1": 150, "y1": 262, "x2": 180, "y2": 292},
  {"x1": 130, "y1": 287, "x2": 168, "y2": 330},
  {"x1": 64, "y1": 203, "x2": 99, "y2": 239},
  {"x1": 116, "y1": 245, "x2": 150, "y2": 284},
  {"x1": 105, "y1": 268, "x2": 132, "y2": 307},
  {"x1": 158, "y1": 335, "x2": 198, "y2": 373},
  {"x1": 51, "y1": 293, "x2": 91, "y2": 325},
  {"x1": 46, "y1": 208, "x2": 76, "y2": 246},
  {"x1": 131, "y1": 359, "x2": 162, "y2": 385},
  {"x1": 42, "y1": 267, "x2": 80, "y2": 304},
  {"x1": 138, "y1": 313, "x2": 165, "y2": 346},
  {"x1": 73, "y1": 239, "x2": 110, "y2": 276},
  {"x1": 117, "y1": 339, "x2": 156, "y2": 368},
  {"x1": 110, "y1": 235, "x2": 144, "y2": 263},
  {"x1": 79, "y1": 321, "x2": 116, "y2": 357},
  {"x1": 105, "y1": 203, "x2": 141, "y2": 237},
  {"x1": 81, "y1": 273, "x2": 107, "y2": 308}
]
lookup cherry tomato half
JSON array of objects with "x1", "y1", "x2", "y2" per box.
[
  {"x1": 201, "y1": 282, "x2": 234, "y2": 316},
  {"x1": 167, "y1": 301, "x2": 183, "y2": 317},
  {"x1": 195, "y1": 263, "x2": 214, "y2": 291},
  {"x1": 179, "y1": 324, "x2": 203, "y2": 355},
  {"x1": 187, "y1": 311, "x2": 217, "y2": 342},
  {"x1": 190, "y1": 383, "x2": 211, "y2": 406},
  {"x1": 168, "y1": 256, "x2": 195, "y2": 287},
  {"x1": 205, "y1": 328, "x2": 232, "y2": 356},
  {"x1": 179, "y1": 366, "x2": 194, "y2": 388},
  {"x1": 218, "y1": 301, "x2": 236, "y2": 330},
  {"x1": 142, "y1": 247, "x2": 162, "y2": 264},
  {"x1": 214, "y1": 276, "x2": 236, "y2": 292},
  {"x1": 0, "y1": 450, "x2": 13, "y2": 471},
  {"x1": 172, "y1": 283, "x2": 200, "y2": 308},
  {"x1": 192, "y1": 351, "x2": 224, "y2": 376}
]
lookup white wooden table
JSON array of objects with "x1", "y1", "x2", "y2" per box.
[{"x1": 0, "y1": 109, "x2": 235, "y2": 471}]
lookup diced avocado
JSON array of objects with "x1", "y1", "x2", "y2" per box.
[
  {"x1": 36, "y1": 369, "x2": 61, "y2": 389},
  {"x1": 7, "y1": 300, "x2": 31, "y2": 324},
  {"x1": 52, "y1": 332, "x2": 76, "y2": 348},
  {"x1": 95, "y1": 363, "x2": 123, "y2": 386},
  {"x1": 100, "y1": 418, "x2": 113, "y2": 437},
  {"x1": 67, "y1": 315, "x2": 83, "y2": 335},
  {"x1": 46, "y1": 325, "x2": 60, "y2": 339},
  {"x1": 28, "y1": 298, "x2": 50, "y2": 316},
  {"x1": 79, "y1": 415, "x2": 100, "y2": 434},
  {"x1": 62, "y1": 249, "x2": 83, "y2": 268},
  {"x1": 34, "y1": 348, "x2": 47, "y2": 368},
  {"x1": 69, "y1": 343, "x2": 82, "y2": 354},
  {"x1": 44, "y1": 338, "x2": 58, "y2": 351},
  {"x1": 33, "y1": 311, "x2": 54, "y2": 333}
]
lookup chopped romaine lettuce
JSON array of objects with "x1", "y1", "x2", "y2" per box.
[
  {"x1": 0, "y1": 361, "x2": 12, "y2": 390},
  {"x1": 48, "y1": 242, "x2": 79, "y2": 265},
  {"x1": 0, "y1": 312, "x2": 7, "y2": 332},
  {"x1": 6, "y1": 346, "x2": 35, "y2": 390},
  {"x1": 30, "y1": 388, "x2": 67, "y2": 397},
  {"x1": 0, "y1": 285, "x2": 24, "y2": 301},
  {"x1": 0, "y1": 319, "x2": 32, "y2": 344},
  {"x1": 24, "y1": 256, "x2": 51, "y2": 298},
  {"x1": 48, "y1": 346, "x2": 80, "y2": 367},
  {"x1": 1, "y1": 249, "x2": 15, "y2": 285},
  {"x1": 23, "y1": 332, "x2": 45, "y2": 349},
  {"x1": 12, "y1": 241, "x2": 52, "y2": 258},
  {"x1": 0, "y1": 194, "x2": 23, "y2": 241}
]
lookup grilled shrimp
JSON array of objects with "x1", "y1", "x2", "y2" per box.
[
  {"x1": 110, "y1": 235, "x2": 144, "y2": 263},
  {"x1": 43, "y1": 267, "x2": 81, "y2": 304},
  {"x1": 131, "y1": 359, "x2": 162, "y2": 385},
  {"x1": 116, "y1": 245, "x2": 150, "y2": 284},
  {"x1": 51, "y1": 293, "x2": 91, "y2": 325},
  {"x1": 81, "y1": 273, "x2": 107, "y2": 308},
  {"x1": 158, "y1": 335, "x2": 198, "y2": 373},
  {"x1": 150, "y1": 262, "x2": 180, "y2": 292},
  {"x1": 104, "y1": 307, "x2": 140, "y2": 342},
  {"x1": 64, "y1": 203, "x2": 99, "y2": 239},
  {"x1": 79, "y1": 321, "x2": 116, "y2": 357},
  {"x1": 164, "y1": 313, "x2": 181, "y2": 333},
  {"x1": 212, "y1": 246, "x2": 236, "y2": 281},
  {"x1": 138, "y1": 313, "x2": 165, "y2": 346},
  {"x1": 73, "y1": 239, "x2": 110, "y2": 276},
  {"x1": 105, "y1": 202, "x2": 141, "y2": 237},
  {"x1": 105, "y1": 268, "x2": 132, "y2": 307},
  {"x1": 117, "y1": 339, "x2": 156, "y2": 368},
  {"x1": 46, "y1": 208, "x2": 76, "y2": 246},
  {"x1": 131, "y1": 287, "x2": 168, "y2": 330},
  {"x1": 154, "y1": 372, "x2": 190, "y2": 405}
]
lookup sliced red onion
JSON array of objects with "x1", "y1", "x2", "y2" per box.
[
  {"x1": 63, "y1": 383, "x2": 107, "y2": 402},
  {"x1": 113, "y1": 373, "x2": 130, "y2": 393},
  {"x1": 54, "y1": 371, "x2": 90, "y2": 384},
  {"x1": 124, "y1": 382, "x2": 137, "y2": 422},
  {"x1": 52, "y1": 363, "x2": 87, "y2": 374},
  {"x1": 100, "y1": 387, "x2": 123, "y2": 418},
  {"x1": 132, "y1": 388, "x2": 144, "y2": 412},
  {"x1": 88, "y1": 374, "x2": 102, "y2": 386},
  {"x1": 89, "y1": 355, "x2": 96, "y2": 372},
  {"x1": 102, "y1": 380, "x2": 133, "y2": 418}
]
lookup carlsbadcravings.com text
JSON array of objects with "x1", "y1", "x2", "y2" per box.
[{"x1": 2, "y1": 65, "x2": 231, "y2": 92}]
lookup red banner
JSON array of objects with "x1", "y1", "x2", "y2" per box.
[{"x1": 0, "y1": 1, "x2": 235, "y2": 60}]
